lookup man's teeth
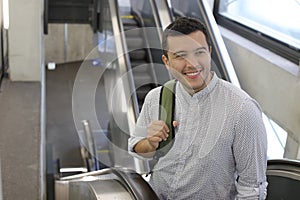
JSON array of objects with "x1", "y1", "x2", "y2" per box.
[{"x1": 186, "y1": 72, "x2": 199, "y2": 76}]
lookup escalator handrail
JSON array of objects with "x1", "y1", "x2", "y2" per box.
[
  {"x1": 267, "y1": 169, "x2": 300, "y2": 181},
  {"x1": 267, "y1": 159, "x2": 300, "y2": 173},
  {"x1": 131, "y1": 9, "x2": 146, "y2": 28},
  {"x1": 58, "y1": 167, "x2": 160, "y2": 200},
  {"x1": 111, "y1": 168, "x2": 160, "y2": 200}
]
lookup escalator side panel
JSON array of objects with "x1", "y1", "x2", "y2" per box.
[
  {"x1": 70, "y1": 180, "x2": 132, "y2": 200},
  {"x1": 266, "y1": 159, "x2": 300, "y2": 199},
  {"x1": 266, "y1": 175, "x2": 300, "y2": 200},
  {"x1": 55, "y1": 168, "x2": 159, "y2": 200}
]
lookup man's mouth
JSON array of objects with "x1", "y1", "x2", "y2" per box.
[{"x1": 184, "y1": 70, "x2": 201, "y2": 79}]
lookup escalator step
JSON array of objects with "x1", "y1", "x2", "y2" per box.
[
  {"x1": 131, "y1": 60, "x2": 149, "y2": 68},
  {"x1": 121, "y1": 17, "x2": 138, "y2": 27},
  {"x1": 129, "y1": 49, "x2": 146, "y2": 60},
  {"x1": 136, "y1": 83, "x2": 156, "y2": 109},
  {"x1": 131, "y1": 63, "x2": 149, "y2": 72},
  {"x1": 126, "y1": 38, "x2": 144, "y2": 50},
  {"x1": 123, "y1": 25, "x2": 139, "y2": 31},
  {"x1": 124, "y1": 28, "x2": 142, "y2": 38},
  {"x1": 133, "y1": 74, "x2": 153, "y2": 88},
  {"x1": 136, "y1": 86, "x2": 153, "y2": 97}
]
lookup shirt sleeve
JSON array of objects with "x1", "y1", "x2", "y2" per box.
[
  {"x1": 233, "y1": 98, "x2": 268, "y2": 199},
  {"x1": 128, "y1": 87, "x2": 161, "y2": 160}
]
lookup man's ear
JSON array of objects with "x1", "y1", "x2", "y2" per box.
[{"x1": 162, "y1": 54, "x2": 170, "y2": 69}]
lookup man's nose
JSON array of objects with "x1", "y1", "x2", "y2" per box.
[{"x1": 185, "y1": 55, "x2": 198, "y2": 67}]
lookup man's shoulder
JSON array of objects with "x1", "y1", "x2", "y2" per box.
[
  {"x1": 219, "y1": 79, "x2": 261, "y2": 115},
  {"x1": 144, "y1": 86, "x2": 163, "y2": 102},
  {"x1": 217, "y1": 78, "x2": 251, "y2": 100}
]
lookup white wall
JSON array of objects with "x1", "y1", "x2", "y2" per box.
[{"x1": 8, "y1": 0, "x2": 43, "y2": 81}]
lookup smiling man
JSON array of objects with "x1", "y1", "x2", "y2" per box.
[{"x1": 129, "y1": 17, "x2": 268, "y2": 199}]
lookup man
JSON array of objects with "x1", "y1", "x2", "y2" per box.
[{"x1": 128, "y1": 17, "x2": 268, "y2": 199}]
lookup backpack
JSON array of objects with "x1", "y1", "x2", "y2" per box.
[{"x1": 153, "y1": 79, "x2": 177, "y2": 160}]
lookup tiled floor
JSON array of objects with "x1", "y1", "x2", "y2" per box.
[{"x1": 0, "y1": 79, "x2": 40, "y2": 200}]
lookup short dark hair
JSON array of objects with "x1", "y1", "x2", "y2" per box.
[{"x1": 162, "y1": 17, "x2": 211, "y2": 58}]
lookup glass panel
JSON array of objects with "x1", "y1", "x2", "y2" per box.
[
  {"x1": 73, "y1": 0, "x2": 136, "y2": 170},
  {"x1": 218, "y1": 0, "x2": 300, "y2": 50},
  {"x1": 263, "y1": 114, "x2": 288, "y2": 159}
]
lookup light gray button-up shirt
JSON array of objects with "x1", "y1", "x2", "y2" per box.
[{"x1": 129, "y1": 73, "x2": 268, "y2": 199}]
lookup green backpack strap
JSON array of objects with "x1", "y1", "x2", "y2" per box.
[{"x1": 155, "y1": 79, "x2": 177, "y2": 159}]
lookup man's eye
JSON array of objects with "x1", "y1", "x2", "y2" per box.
[
  {"x1": 174, "y1": 54, "x2": 185, "y2": 59},
  {"x1": 195, "y1": 50, "x2": 206, "y2": 56}
]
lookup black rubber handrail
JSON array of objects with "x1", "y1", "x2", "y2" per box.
[
  {"x1": 111, "y1": 168, "x2": 159, "y2": 200},
  {"x1": 267, "y1": 159, "x2": 300, "y2": 173}
]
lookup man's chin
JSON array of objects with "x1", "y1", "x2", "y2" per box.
[{"x1": 181, "y1": 82, "x2": 205, "y2": 94}]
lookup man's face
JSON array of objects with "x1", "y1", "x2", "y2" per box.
[{"x1": 162, "y1": 31, "x2": 212, "y2": 94}]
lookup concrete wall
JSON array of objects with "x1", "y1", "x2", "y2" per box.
[
  {"x1": 0, "y1": 0, "x2": 2, "y2": 74},
  {"x1": 8, "y1": 0, "x2": 43, "y2": 81},
  {"x1": 0, "y1": 159, "x2": 2, "y2": 200},
  {"x1": 44, "y1": 24, "x2": 95, "y2": 65},
  {"x1": 220, "y1": 27, "x2": 300, "y2": 159}
]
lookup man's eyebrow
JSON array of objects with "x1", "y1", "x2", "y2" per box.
[
  {"x1": 172, "y1": 50, "x2": 187, "y2": 55},
  {"x1": 194, "y1": 47, "x2": 207, "y2": 52}
]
